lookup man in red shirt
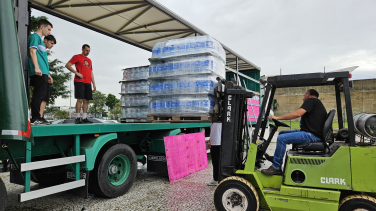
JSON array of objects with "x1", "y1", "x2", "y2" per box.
[{"x1": 65, "y1": 44, "x2": 96, "y2": 124}]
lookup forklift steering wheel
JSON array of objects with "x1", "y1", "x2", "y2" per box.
[{"x1": 272, "y1": 119, "x2": 291, "y2": 128}]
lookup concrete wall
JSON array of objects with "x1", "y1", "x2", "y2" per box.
[{"x1": 273, "y1": 78, "x2": 376, "y2": 121}]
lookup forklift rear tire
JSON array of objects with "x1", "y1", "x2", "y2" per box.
[
  {"x1": 89, "y1": 143, "x2": 137, "y2": 198},
  {"x1": 0, "y1": 177, "x2": 6, "y2": 211},
  {"x1": 339, "y1": 195, "x2": 376, "y2": 211},
  {"x1": 214, "y1": 176, "x2": 259, "y2": 211}
]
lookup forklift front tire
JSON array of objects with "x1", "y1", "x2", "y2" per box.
[
  {"x1": 339, "y1": 194, "x2": 376, "y2": 211},
  {"x1": 214, "y1": 176, "x2": 259, "y2": 211}
]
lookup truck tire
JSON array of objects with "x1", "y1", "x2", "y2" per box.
[
  {"x1": 0, "y1": 177, "x2": 7, "y2": 211},
  {"x1": 89, "y1": 143, "x2": 137, "y2": 198},
  {"x1": 339, "y1": 195, "x2": 376, "y2": 211},
  {"x1": 214, "y1": 176, "x2": 259, "y2": 211}
]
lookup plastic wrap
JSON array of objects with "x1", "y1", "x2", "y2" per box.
[
  {"x1": 151, "y1": 35, "x2": 226, "y2": 63},
  {"x1": 149, "y1": 55, "x2": 225, "y2": 79},
  {"x1": 149, "y1": 75, "x2": 218, "y2": 96},
  {"x1": 148, "y1": 95, "x2": 215, "y2": 116}
]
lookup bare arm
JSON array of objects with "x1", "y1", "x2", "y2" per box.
[
  {"x1": 268, "y1": 108, "x2": 306, "y2": 121},
  {"x1": 30, "y1": 48, "x2": 42, "y2": 76},
  {"x1": 65, "y1": 62, "x2": 83, "y2": 78},
  {"x1": 91, "y1": 72, "x2": 96, "y2": 91}
]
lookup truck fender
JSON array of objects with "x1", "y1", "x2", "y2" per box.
[{"x1": 80, "y1": 133, "x2": 117, "y2": 171}]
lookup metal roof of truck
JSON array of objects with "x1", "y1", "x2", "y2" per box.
[{"x1": 29, "y1": 0, "x2": 260, "y2": 72}]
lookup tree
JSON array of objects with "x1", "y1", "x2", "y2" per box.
[
  {"x1": 105, "y1": 94, "x2": 120, "y2": 110},
  {"x1": 30, "y1": 15, "x2": 47, "y2": 32},
  {"x1": 29, "y1": 15, "x2": 70, "y2": 105},
  {"x1": 110, "y1": 102, "x2": 121, "y2": 120},
  {"x1": 53, "y1": 109, "x2": 68, "y2": 119},
  {"x1": 89, "y1": 91, "x2": 106, "y2": 118},
  {"x1": 48, "y1": 56, "x2": 70, "y2": 105}
]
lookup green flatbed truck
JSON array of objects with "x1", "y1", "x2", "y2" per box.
[{"x1": 0, "y1": 1, "x2": 213, "y2": 209}]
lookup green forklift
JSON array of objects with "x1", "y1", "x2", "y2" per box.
[{"x1": 213, "y1": 72, "x2": 376, "y2": 210}]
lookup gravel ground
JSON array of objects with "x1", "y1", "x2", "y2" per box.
[{"x1": 1, "y1": 135, "x2": 279, "y2": 211}]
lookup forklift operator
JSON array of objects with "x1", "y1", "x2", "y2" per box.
[{"x1": 262, "y1": 89, "x2": 327, "y2": 175}]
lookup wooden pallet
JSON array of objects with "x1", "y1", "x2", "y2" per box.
[
  {"x1": 147, "y1": 115, "x2": 215, "y2": 123},
  {"x1": 120, "y1": 118, "x2": 147, "y2": 123}
]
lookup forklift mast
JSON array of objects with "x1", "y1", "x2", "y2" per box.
[{"x1": 216, "y1": 79, "x2": 254, "y2": 182}]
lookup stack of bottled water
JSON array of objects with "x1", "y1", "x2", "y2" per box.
[
  {"x1": 151, "y1": 35, "x2": 225, "y2": 63},
  {"x1": 123, "y1": 66, "x2": 149, "y2": 80},
  {"x1": 149, "y1": 95, "x2": 216, "y2": 115},
  {"x1": 120, "y1": 66, "x2": 150, "y2": 122},
  {"x1": 149, "y1": 75, "x2": 218, "y2": 96},
  {"x1": 148, "y1": 35, "x2": 225, "y2": 117},
  {"x1": 148, "y1": 55, "x2": 225, "y2": 79}
]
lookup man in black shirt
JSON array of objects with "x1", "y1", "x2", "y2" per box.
[{"x1": 261, "y1": 89, "x2": 327, "y2": 175}]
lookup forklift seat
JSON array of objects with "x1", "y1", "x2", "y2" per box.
[{"x1": 292, "y1": 109, "x2": 336, "y2": 153}]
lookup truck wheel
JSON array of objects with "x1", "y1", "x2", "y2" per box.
[
  {"x1": 214, "y1": 176, "x2": 259, "y2": 211},
  {"x1": 339, "y1": 195, "x2": 376, "y2": 211},
  {"x1": 0, "y1": 177, "x2": 7, "y2": 211},
  {"x1": 90, "y1": 143, "x2": 137, "y2": 198}
]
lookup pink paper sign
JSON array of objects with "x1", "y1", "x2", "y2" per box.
[
  {"x1": 164, "y1": 132, "x2": 208, "y2": 182},
  {"x1": 247, "y1": 99, "x2": 259, "y2": 122}
]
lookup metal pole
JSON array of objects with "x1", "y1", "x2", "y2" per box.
[{"x1": 236, "y1": 57, "x2": 239, "y2": 85}]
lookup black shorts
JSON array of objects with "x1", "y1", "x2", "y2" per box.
[
  {"x1": 30, "y1": 75, "x2": 50, "y2": 102},
  {"x1": 74, "y1": 81, "x2": 93, "y2": 100}
]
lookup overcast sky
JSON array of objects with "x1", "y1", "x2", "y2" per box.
[{"x1": 32, "y1": 0, "x2": 376, "y2": 107}]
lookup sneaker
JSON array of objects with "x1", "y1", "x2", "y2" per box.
[
  {"x1": 207, "y1": 179, "x2": 218, "y2": 186},
  {"x1": 81, "y1": 118, "x2": 93, "y2": 124},
  {"x1": 75, "y1": 118, "x2": 82, "y2": 124},
  {"x1": 33, "y1": 118, "x2": 49, "y2": 125},
  {"x1": 41, "y1": 118, "x2": 51, "y2": 125},
  {"x1": 261, "y1": 166, "x2": 282, "y2": 176}
]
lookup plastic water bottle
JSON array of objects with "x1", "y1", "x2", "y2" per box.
[
  {"x1": 186, "y1": 98, "x2": 193, "y2": 113},
  {"x1": 186, "y1": 37, "x2": 196, "y2": 54},
  {"x1": 195, "y1": 36, "x2": 205, "y2": 53},
  {"x1": 171, "y1": 60, "x2": 179, "y2": 76},
  {"x1": 130, "y1": 68, "x2": 135, "y2": 80},
  {"x1": 195, "y1": 80, "x2": 202, "y2": 93},
  {"x1": 170, "y1": 80, "x2": 177, "y2": 94},
  {"x1": 184, "y1": 58, "x2": 192, "y2": 74},
  {"x1": 163, "y1": 41, "x2": 171, "y2": 57},
  {"x1": 121, "y1": 107, "x2": 127, "y2": 118},
  {"x1": 155, "y1": 97, "x2": 162, "y2": 114},
  {"x1": 162, "y1": 63, "x2": 169, "y2": 76},
  {"x1": 163, "y1": 80, "x2": 170, "y2": 95},
  {"x1": 134, "y1": 82, "x2": 140, "y2": 93},
  {"x1": 149, "y1": 101, "x2": 154, "y2": 114},
  {"x1": 170, "y1": 98, "x2": 177, "y2": 114},
  {"x1": 135, "y1": 67, "x2": 140, "y2": 79},
  {"x1": 204, "y1": 35, "x2": 214, "y2": 53},
  {"x1": 194, "y1": 59, "x2": 202, "y2": 73},
  {"x1": 177, "y1": 38, "x2": 186, "y2": 56},
  {"x1": 186, "y1": 80, "x2": 194, "y2": 93},
  {"x1": 155, "y1": 82, "x2": 162, "y2": 95},
  {"x1": 176, "y1": 97, "x2": 185, "y2": 113},
  {"x1": 156, "y1": 64, "x2": 162, "y2": 77},
  {"x1": 152, "y1": 42, "x2": 163, "y2": 58},
  {"x1": 178, "y1": 59, "x2": 185, "y2": 75},
  {"x1": 177, "y1": 80, "x2": 185, "y2": 94},
  {"x1": 149, "y1": 83, "x2": 156, "y2": 95},
  {"x1": 169, "y1": 39, "x2": 179, "y2": 56}
]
